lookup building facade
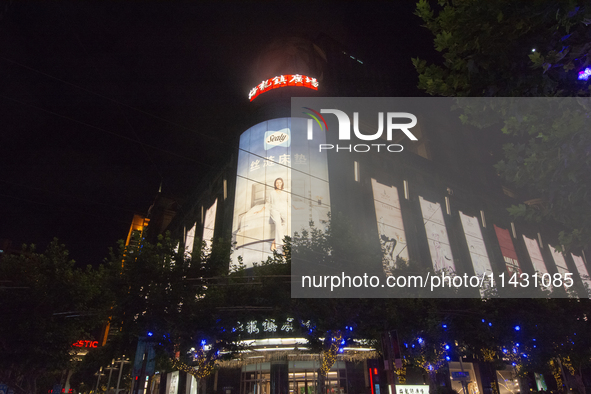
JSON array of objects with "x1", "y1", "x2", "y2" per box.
[{"x1": 141, "y1": 35, "x2": 591, "y2": 394}]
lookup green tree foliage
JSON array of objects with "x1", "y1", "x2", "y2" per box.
[
  {"x1": 0, "y1": 239, "x2": 110, "y2": 394},
  {"x1": 413, "y1": 0, "x2": 591, "y2": 97},
  {"x1": 413, "y1": 1, "x2": 591, "y2": 249},
  {"x1": 105, "y1": 232, "x2": 205, "y2": 356}
]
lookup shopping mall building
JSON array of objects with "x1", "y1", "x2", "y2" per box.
[{"x1": 130, "y1": 35, "x2": 591, "y2": 394}]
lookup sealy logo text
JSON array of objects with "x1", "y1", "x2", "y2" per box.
[{"x1": 266, "y1": 131, "x2": 290, "y2": 146}]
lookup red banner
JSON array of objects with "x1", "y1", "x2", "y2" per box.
[{"x1": 494, "y1": 225, "x2": 521, "y2": 275}]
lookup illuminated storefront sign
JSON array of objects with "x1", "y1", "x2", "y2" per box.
[
  {"x1": 202, "y1": 199, "x2": 218, "y2": 250},
  {"x1": 371, "y1": 179, "x2": 408, "y2": 275},
  {"x1": 494, "y1": 225, "x2": 521, "y2": 275},
  {"x1": 248, "y1": 74, "x2": 318, "y2": 101},
  {"x1": 419, "y1": 197, "x2": 455, "y2": 273},
  {"x1": 233, "y1": 317, "x2": 295, "y2": 336},
  {"x1": 459, "y1": 212, "x2": 493, "y2": 295},
  {"x1": 232, "y1": 117, "x2": 330, "y2": 268},
  {"x1": 72, "y1": 340, "x2": 99, "y2": 348},
  {"x1": 396, "y1": 385, "x2": 430, "y2": 394}
]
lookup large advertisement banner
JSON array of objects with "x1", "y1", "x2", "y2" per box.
[
  {"x1": 232, "y1": 117, "x2": 330, "y2": 268},
  {"x1": 419, "y1": 196, "x2": 455, "y2": 273},
  {"x1": 371, "y1": 179, "x2": 408, "y2": 275},
  {"x1": 459, "y1": 212, "x2": 493, "y2": 294},
  {"x1": 572, "y1": 254, "x2": 591, "y2": 296},
  {"x1": 494, "y1": 225, "x2": 521, "y2": 275},
  {"x1": 202, "y1": 199, "x2": 217, "y2": 250}
]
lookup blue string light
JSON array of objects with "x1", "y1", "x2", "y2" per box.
[
  {"x1": 578, "y1": 67, "x2": 591, "y2": 81},
  {"x1": 514, "y1": 326, "x2": 521, "y2": 331}
]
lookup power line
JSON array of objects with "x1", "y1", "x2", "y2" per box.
[
  {"x1": 0, "y1": 93, "x2": 216, "y2": 169},
  {"x1": 0, "y1": 56, "x2": 229, "y2": 146}
]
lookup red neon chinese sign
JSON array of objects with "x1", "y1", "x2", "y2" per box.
[
  {"x1": 249, "y1": 74, "x2": 318, "y2": 101},
  {"x1": 72, "y1": 340, "x2": 99, "y2": 348}
]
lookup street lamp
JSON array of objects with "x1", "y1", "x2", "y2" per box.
[
  {"x1": 105, "y1": 359, "x2": 118, "y2": 392},
  {"x1": 94, "y1": 367, "x2": 104, "y2": 394},
  {"x1": 115, "y1": 356, "x2": 131, "y2": 394}
]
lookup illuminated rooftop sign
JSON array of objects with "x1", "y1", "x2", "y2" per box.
[{"x1": 249, "y1": 74, "x2": 318, "y2": 101}]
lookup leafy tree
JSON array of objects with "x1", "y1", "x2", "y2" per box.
[
  {"x1": 413, "y1": 1, "x2": 591, "y2": 250},
  {"x1": 104, "y1": 232, "x2": 207, "y2": 361},
  {"x1": 0, "y1": 239, "x2": 110, "y2": 394},
  {"x1": 413, "y1": 0, "x2": 591, "y2": 97}
]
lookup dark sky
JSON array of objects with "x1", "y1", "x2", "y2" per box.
[{"x1": 0, "y1": 1, "x2": 438, "y2": 266}]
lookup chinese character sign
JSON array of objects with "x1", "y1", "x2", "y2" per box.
[
  {"x1": 248, "y1": 74, "x2": 318, "y2": 101},
  {"x1": 396, "y1": 385, "x2": 429, "y2": 394}
]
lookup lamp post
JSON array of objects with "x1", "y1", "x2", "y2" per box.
[
  {"x1": 95, "y1": 367, "x2": 104, "y2": 394},
  {"x1": 106, "y1": 359, "x2": 117, "y2": 392},
  {"x1": 116, "y1": 355, "x2": 131, "y2": 394}
]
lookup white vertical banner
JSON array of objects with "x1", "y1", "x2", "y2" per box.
[
  {"x1": 523, "y1": 235, "x2": 550, "y2": 291},
  {"x1": 185, "y1": 223, "x2": 196, "y2": 255},
  {"x1": 167, "y1": 371, "x2": 179, "y2": 394},
  {"x1": 572, "y1": 254, "x2": 591, "y2": 297},
  {"x1": 202, "y1": 199, "x2": 218, "y2": 250},
  {"x1": 186, "y1": 374, "x2": 198, "y2": 394},
  {"x1": 419, "y1": 196, "x2": 455, "y2": 273},
  {"x1": 522, "y1": 235, "x2": 548, "y2": 274},
  {"x1": 459, "y1": 212, "x2": 493, "y2": 295},
  {"x1": 549, "y1": 245, "x2": 572, "y2": 293},
  {"x1": 371, "y1": 179, "x2": 408, "y2": 275}
]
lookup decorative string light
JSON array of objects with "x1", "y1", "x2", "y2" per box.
[
  {"x1": 394, "y1": 359, "x2": 407, "y2": 384},
  {"x1": 170, "y1": 344, "x2": 218, "y2": 380},
  {"x1": 320, "y1": 331, "x2": 343, "y2": 376},
  {"x1": 549, "y1": 359, "x2": 562, "y2": 388}
]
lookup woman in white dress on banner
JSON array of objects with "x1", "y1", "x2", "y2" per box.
[{"x1": 267, "y1": 177, "x2": 290, "y2": 252}]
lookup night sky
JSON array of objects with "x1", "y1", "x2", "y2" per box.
[{"x1": 0, "y1": 1, "x2": 438, "y2": 267}]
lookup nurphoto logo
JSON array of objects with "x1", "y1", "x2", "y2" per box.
[{"x1": 303, "y1": 107, "x2": 418, "y2": 152}]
